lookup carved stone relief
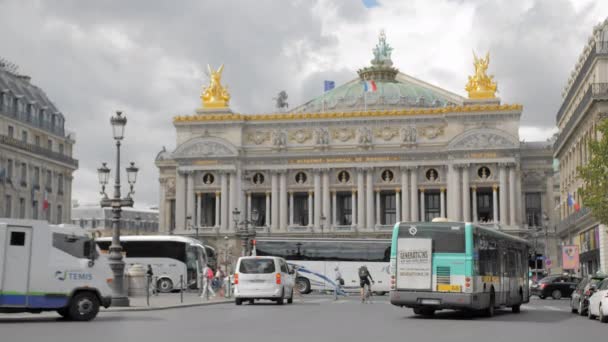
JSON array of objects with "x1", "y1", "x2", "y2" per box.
[
  {"x1": 419, "y1": 125, "x2": 444, "y2": 139},
  {"x1": 247, "y1": 131, "x2": 270, "y2": 145},
  {"x1": 289, "y1": 129, "x2": 312, "y2": 143},
  {"x1": 400, "y1": 126, "x2": 417, "y2": 144},
  {"x1": 357, "y1": 127, "x2": 373, "y2": 145},
  {"x1": 331, "y1": 128, "x2": 355, "y2": 142},
  {"x1": 374, "y1": 127, "x2": 399, "y2": 141},
  {"x1": 166, "y1": 178, "x2": 176, "y2": 197},
  {"x1": 272, "y1": 129, "x2": 287, "y2": 148},
  {"x1": 453, "y1": 132, "x2": 515, "y2": 149},
  {"x1": 314, "y1": 128, "x2": 330, "y2": 145},
  {"x1": 175, "y1": 141, "x2": 233, "y2": 157}
]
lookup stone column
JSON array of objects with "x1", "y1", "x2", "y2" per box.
[
  {"x1": 447, "y1": 164, "x2": 456, "y2": 221},
  {"x1": 194, "y1": 193, "x2": 199, "y2": 227},
  {"x1": 366, "y1": 170, "x2": 375, "y2": 229},
  {"x1": 401, "y1": 168, "x2": 409, "y2": 221},
  {"x1": 175, "y1": 171, "x2": 186, "y2": 230},
  {"x1": 499, "y1": 165, "x2": 507, "y2": 225},
  {"x1": 516, "y1": 169, "x2": 524, "y2": 225},
  {"x1": 395, "y1": 189, "x2": 401, "y2": 223},
  {"x1": 351, "y1": 189, "x2": 357, "y2": 227},
  {"x1": 237, "y1": 167, "x2": 244, "y2": 225},
  {"x1": 420, "y1": 189, "x2": 426, "y2": 221},
  {"x1": 545, "y1": 171, "x2": 554, "y2": 227},
  {"x1": 440, "y1": 187, "x2": 446, "y2": 218},
  {"x1": 454, "y1": 166, "x2": 462, "y2": 221},
  {"x1": 220, "y1": 173, "x2": 228, "y2": 230},
  {"x1": 279, "y1": 172, "x2": 288, "y2": 230},
  {"x1": 492, "y1": 184, "x2": 498, "y2": 223},
  {"x1": 158, "y1": 179, "x2": 167, "y2": 233},
  {"x1": 308, "y1": 191, "x2": 314, "y2": 227},
  {"x1": 271, "y1": 172, "x2": 278, "y2": 230},
  {"x1": 265, "y1": 191, "x2": 271, "y2": 228},
  {"x1": 462, "y1": 166, "x2": 470, "y2": 222},
  {"x1": 229, "y1": 172, "x2": 237, "y2": 230},
  {"x1": 332, "y1": 191, "x2": 337, "y2": 226},
  {"x1": 509, "y1": 166, "x2": 516, "y2": 226},
  {"x1": 289, "y1": 191, "x2": 294, "y2": 226},
  {"x1": 599, "y1": 224, "x2": 608, "y2": 274},
  {"x1": 322, "y1": 171, "x2": 330, "y2": 227},
  {"x1": 247, "y1": 192, "x2": 252, "y2": 222},
  {"x1": 410, "y1": 168, "x2": 418, "y2": 221},
  {"x1": 186, "y1": 172, "x2": 195, "y2": 229},
  {"x1": 357, "y1": 169, "x2": 365, "y2": 230},
  {"x1": 472, "y1": 186, "x2": 478, "y2": 223},
  {"x1": 375, "y1": 189, "x2": 381, "y2": 227},
  {"x1": 215, "y1": 191, "x2": 220, "y2": 228},
  {"x1": 314, "y1": 170, "x2": 321, "y2": 229}
]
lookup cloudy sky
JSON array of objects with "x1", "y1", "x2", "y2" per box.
[{"x1": 1, "y1": 0, "x2": 607, "y2": 208}]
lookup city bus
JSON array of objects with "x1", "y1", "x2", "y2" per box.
[
  {"x1": 255, "y1": 238, "x2": 391, "y2": 294},
  {"x1": 389, "y1": 221, "x2": 531, "y2": 316},
  {"x1": 96, "y1": 236, "x2": 209, "y2": 293}
]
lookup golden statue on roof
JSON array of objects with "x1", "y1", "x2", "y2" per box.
[
  {"x1": 465, "y1": 52, "x2": 498, "y2": 99},
  {"x1": 201, "y1": 64, "x2": 230, "y2": 108}
]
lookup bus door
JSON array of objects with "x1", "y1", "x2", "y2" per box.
[
  {"x1": 505, "y1": 249, "x2": 518, "y2": 305},
  {"x1": 499, "y1": 248, "x2": 508, "y2": 305}
]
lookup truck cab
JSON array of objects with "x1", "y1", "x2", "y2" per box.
[{"x1": 0, "y1": 219, "x2": 113, "y2": 321}]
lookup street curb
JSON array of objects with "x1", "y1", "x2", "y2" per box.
[{"x1": 102, "y1": 299, "x2": 233, "y2": 312}]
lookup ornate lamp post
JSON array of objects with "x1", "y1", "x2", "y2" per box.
[
  {"x1": 98, "y1": 110, "x2": 139, "y2": 307},
  {"x1": 232, "y1": 208, "x2": 259, "y2": 256}
]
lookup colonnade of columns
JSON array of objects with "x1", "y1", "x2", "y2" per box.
[{"x1": 162, "y1": 163, "x2": 522, "y2": 233}]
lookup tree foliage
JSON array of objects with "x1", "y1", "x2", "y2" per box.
[{"x1": 578, "y1": 118, "x2": 608, "y2": 224}]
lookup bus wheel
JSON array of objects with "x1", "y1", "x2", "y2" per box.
[
  {"x1": 420, "y1": 308, "x2": 435, "y2": 317},
  {"x1": 157, "y1": 278, "x2": 174, "y2": 293},
  {"x1": 512, "y1": 291, "x2": 522, "y2": 313},
  {"x1": 235, "y1": 298, "x2": 242, "y2": 306},
  {"x1": 67, "y1": 292, "x2": 100, "y2": 321},
  {"x1": 295, "y1": 277, "x2": 311, "y2": 294}
]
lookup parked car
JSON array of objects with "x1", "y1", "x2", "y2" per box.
[
  {"x1": 530, "y1": 275, "x2": 580, "y2": 299},
  {"x1": 587, "y1": 278, "x2": 608, "y2": 323},
  {"x1": 571, "y1": 273, "x2": 607, "y2": 315},
  {"x1": 233, "y1": 256, "x2": 295, "y2": 305}
]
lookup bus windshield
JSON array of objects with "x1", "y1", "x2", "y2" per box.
[{"x1": 397, "y1": 223, "x2": 466, "y2": 253}]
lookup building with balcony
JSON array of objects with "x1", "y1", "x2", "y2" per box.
[
  {"x1": 0, "y1": 60, "x2": 78, "y2": 223},
  {"x1": 155, "y1": 33, "x2": 557, "y2": 260},
  {"x1": 71, "y1": 203, "x2": 159, "y2": 236},
  {"x1": 554, "y1": 18, "x2": 608, "y2": 275}
]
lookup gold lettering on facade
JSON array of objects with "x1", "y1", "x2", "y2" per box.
[
  {"x1": 194, "y1": 160, "x2": 219, "y2": 165},
  {"x1": 288, "y1": 156, "x2": 400, "y2": 164},
  {"x1": 467, "y1": 152, "x2": 498, "y2": 159}
]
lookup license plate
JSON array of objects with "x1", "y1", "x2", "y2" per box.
[
  {"x1": 437, "y1": 284, "x2": 461, "y2": 292},
  {"x1": 247, "y1": 279, "x2": 265, "y2": 283},
  {"x1": 421, "y1": 299, "x2": 441, "y2": 305}
]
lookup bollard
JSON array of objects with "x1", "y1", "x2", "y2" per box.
[
  {"x1": 146, "y1": 274, "x2": 150, "y2": 306},
  {"x1": 180, "y1": 275, "x2": 183, "y2": 303}
]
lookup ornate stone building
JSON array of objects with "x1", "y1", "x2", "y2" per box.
[
  {"x1": 554, "y1": 18, "x2": 608, "y2": 275},
  {"x1": 156, "y1": 33, "x2": 557, "y2": 262},
  {"x1": 0, "y1": 60, "x2": 78, "y2": 223}
]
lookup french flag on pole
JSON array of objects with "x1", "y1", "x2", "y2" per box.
[
  {"x1": 567, "y1": 193, "x2": 580, "y2": 212},
  {"x1": 43, "y1": 190, "x2": 49, "y2": 210},
  {"x1": 363, "y1": 80, "x2": 377, "y2": 92}
]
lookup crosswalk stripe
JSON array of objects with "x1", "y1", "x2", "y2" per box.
[{"x1": 545, "y1": 306, "x2": 562, "y2": 311}]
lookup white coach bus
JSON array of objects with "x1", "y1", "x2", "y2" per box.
[
  {"x1": 255, "y1": 238, "x2": 391, "y2": 294},
  {"x1": 96, "y1": 236, "x2": 209, "y2": 292}
]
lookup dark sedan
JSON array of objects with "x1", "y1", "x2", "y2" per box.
[
  {"x1": 570, "y1": 274, "x2": 607, "y2": 315},
  {"x1": 531, "y1": 275, "x2": 580, "y2": 299}
]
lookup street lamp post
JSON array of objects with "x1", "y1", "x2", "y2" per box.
[
  {"x1": 97, "y1": 110, "x2": 139, "y2": 307},
  {"x1": 232, "y1": 208, "x2": 259, "y2": 256}
]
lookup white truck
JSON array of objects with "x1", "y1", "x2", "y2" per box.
[{"x1": 0, "y1": 219, "x2": 113, "y2": 321}]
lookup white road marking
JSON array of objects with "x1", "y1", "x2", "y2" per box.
[{"x1": 545, "y1": 306, "x2": 562, "y2": 311}]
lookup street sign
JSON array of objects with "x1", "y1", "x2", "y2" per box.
[
  {"x1": 536, "y1": 256, "x2": 545, "y2": 260},
  {"x1": 546, "y1": 259, "x2": 552, "y2": 267}
]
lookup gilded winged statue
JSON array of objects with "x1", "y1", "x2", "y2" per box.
[
  {"x1": 465, "y1": 52, "x2": 497, "y2": 99},
  {"x1": 201, "y1": 64, "x2": 230, "y2": 108}
]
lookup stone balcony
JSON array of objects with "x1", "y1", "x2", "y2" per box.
[{"x1": 0, "y1": 134, "x2": 78, "y2": 168}]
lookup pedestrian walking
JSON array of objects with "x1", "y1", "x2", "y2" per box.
[
  {"x1": 215, "y1": 266, "x2": 226, "y2": 298},
  {"x1": 146, "y1": 264, "x2": 157, "y2": 296},
  {"x1": 334, "y1": 265, "x2": 344, "y2": 300},
  {"x1": 200, "y1": 264, "x2": 216, "y2": 300}
]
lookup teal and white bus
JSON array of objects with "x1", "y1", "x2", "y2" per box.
[{"x1": 389, "y1": 220, "x2": 531, "y2": 316}]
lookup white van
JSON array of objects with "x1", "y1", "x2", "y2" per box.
[
  {"x1": 234, "y1": 256, "x2": 295, "y2": 305},
  {"x1": 0, "y1": 219, "x2": 113, "y2": 321}
]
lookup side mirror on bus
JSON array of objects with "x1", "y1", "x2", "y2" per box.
[{"x1": 85, "y1": 238, "x2": 97, "y2": 266}]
